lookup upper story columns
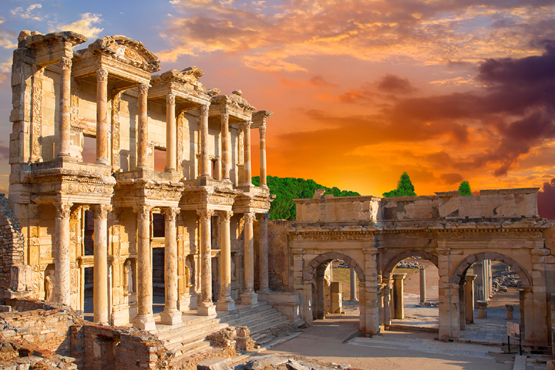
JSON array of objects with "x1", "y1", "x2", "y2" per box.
[{"x1": 252, "y1": 111, "x2": 273, "y2": 187}]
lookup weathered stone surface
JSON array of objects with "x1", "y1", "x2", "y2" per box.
[{"x1": 197, "y1": 357, "x2": 231, "y2": 370}]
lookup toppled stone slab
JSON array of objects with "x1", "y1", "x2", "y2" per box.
[
  {"x1": 197, "y1": 356, "x2": 231, "y2": 370},
  {"x1": 235, "y1": 354, "x2": 355, "y2": 370}
]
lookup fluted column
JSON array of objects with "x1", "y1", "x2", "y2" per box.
[
  {"x1": 241, "y1": 212, "x2": 257, "y2": 305},
  {"x1": 259, "y1": 125, "x2": 267, "y2": 187},
  {"x1": 133, "y1": 206, "x2": 156, "y2": 331},
  {"x1": 161, "y1": 207, "x2": 182, "y2": 325},
  {"x1": 165, "y1": 94, "x2": 176, "y2": 172},
  {"x1": 137, "y1": 84, "x2": 149, "y2": 168},
  {"x1": 258, "y1": 213, "x2": 270, "y2": 297},
  {"x1": 54, "y1": 201, "x2": 72, "y2": 305},
  {"x1": 217, "y1": 211, "x2": 235, "y2": 311},
  {"x1": 96, "y1": 69, "x2": 109, "y2": 165},
  {"x1": 243, "y1": 121, "x2": 252, "y2": 185},
  {"x1": 221, "y1": 113, "x2": 231, "y2": 181},
  {"x1": 197, "y1": 209, "x2": 216, "y2": 315},
  {"x1": 199, "y1": 103, "x2": 211, "y2": 178},
  {"x1": 58, "y1": 57, "x2": 72, "y2": 157},
  {"x1": 92, "y1": 204, "x2": 111, "y2": 324}
]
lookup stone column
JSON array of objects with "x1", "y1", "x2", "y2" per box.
[
  {"x1": 477, "y1": 300, "x2": 488, "y2": 318},
  {"x1": 242, "y1": 121, "x2": 252, "y2": 185},
  {"x1": 221, "y1": 113, "x2": 231, "y2": 181},
  {"x1": 92, "y1": 204, "x2": 110, "y2": 324},
  {"x1": 474, "y1": 261, "x2": 484, "y2": 302},
  {"x1": 258, "y1": 213, "x2": 270, "y2": 297},
  {"x1": 197, "y1": 209, "x2": 216, "y2": 315},
  {"x1": 165, "y1": 94, "x2": 176, "y2": 172},
  {"x1": 350, "y1": 267, "x2": 357, "y2": 302},
  {"x1": 161, "y1": 207, "x2": 182, "y2": 325},
  {"x1": 259, "y1": 125, "x2": 267, "y2": 187},
  {"x1": 383, "y1": 279, "x2": 392, "y2": 328},
  {"x1": 133, "y1": 206, "x2": 156, "y2": 331},
  {"x1": 199, "y1": 104, "x2": 211, "y2": 178},
  {"x1": 96, "y1": 69, "x2": 109, "y2": 165},
  {"x1": 137, "y1": 84, "x2": 149, "y2": 169},
  {"x1": 241, "y1": 212, "x2": 257, "y2": 305},
  {"x1": 217, "y1": 211, "x2": 234, "y2": 311},
  {"x1": 392, "y1": 273, "x2": 406, "y2": 319},
  {"x1": 363, "y1": 247, "x2": 379, "y2": 335},
  {"x1": 54, "y1": 201, "x2": 72, "y2": 305},
  {"x1": 506, "y1": 303, "x2": 515, "y2": 320},
  {"x1": 58, "y1": 57, "x2": 72, "y2": 157},
  {"x1": 465, "y1": 274, "x2": 476, "y2": 324},
  {"x1": 419, "y1": 266, "x2": 426, "y2": 304},
  {"x1": 459, "y1": 281, "x2": 466, "y2": 330}
]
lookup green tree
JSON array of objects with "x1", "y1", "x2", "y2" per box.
[
  {"x1": 382, "y1": 172, "x2": 417, "y2": 197},
  {"x1": 458, "y1": 180, "x2": 472, "y2": 196}
]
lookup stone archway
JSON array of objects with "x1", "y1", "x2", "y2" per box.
[
  {"x1": 303, "y1": 251, "x2": 366, "y2": 283},
  {"x1": 382, "y1": 249, "x2": 438, "y2": 279}
]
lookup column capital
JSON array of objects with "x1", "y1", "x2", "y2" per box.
[
  {"x1": 97, "y1": 68, "x2": 108, "y2": 82},
  {"x1": 60, "y1": 56, "x2": 72, "y2": 70},
  {"x1": 258, "y1": 212, "x2": 269, "y2": 222},
  {"x1": 259, "y1": 125, "x2": 266, "y2": 136},
  {"x1": 200, "y1": 103, "x2": 211, "y2": 116},
  {"x1": 133, "y1": 205, "x2": 152, "y2": 220},
  {"x1": 197, "y1": 209, "x2": 215, "y2": 221},
  {"x1": 167, "y1": 93, "x2": 175, "y2": 105},
  {"x1": 162, "y1": 206, "x2": 180, "y2": 221},
  {"x1": 218, "y1": 210, "x2": 233, "y2": 222},
  {"x1": 242, "y1": 120, "x2": 252, "y2": 130},
  {"x1": 138, "y1": 83, "x2": 149, "y2": 95},
  {"x1": 91, "y1": 204, "x2": 112, "y2": 219},
  {"x1": 221, "y1": 112, "x2": 229, "y2": 122},
  {"x1": 242, "y1": 212, "x2": 256, "y2": 223},
  {"x1": 55, "y1": 201, "x2": 73, "y2": 220}
]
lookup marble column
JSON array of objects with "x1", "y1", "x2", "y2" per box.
[
  {"x1": 350, "y1": 267, "x2": 357, "y2": 302},
  {"x1": 58, "y1": 57, "x2": 72, "y2": 157},
  {"x1": 197, "y1": 209, "x2": 216, "y2": 315},
  {"x1": 259, "y1": 125, "x2": 267, "y2": 187},
  {"x1": 221, "y1": 113, "x2": 231, "y2": 181},
  {"x1": 217, "y1": 211, "x2": 235, "y2": 311},
  {"x1": 199, "y1": 104, "x2": 211, "y2": 178},
  {"x1": 161, "y1": 207, "x2": 181, "y2": 325},
  {"x1": 258, "y1": 213, "x2": 270, "y2": 297},
  {"x1": 241, "y1": 212, "x2": 257, "y2": 305},
  {"x1": 54, "y1": 201, "x2": 72, "y2": 305},
  {"x1": 133, "y1": 206, "x2": 156, "y2": 331},
  {"x1": 465, "y1": 274, "x2": 476, "y2": 324},
  {"x1": 137, "y1": 84, "x2": 149, "y2": 168},
  {"x1": 242, "y1": 121, "x2": 252, "y2": 185},
  {"x1": 92, "y1": 204, "x2": 110, "y2": 324},
  {"x1": 419, "y1": 266, "x2": 426, "y2": 304},
  {"x1": 392, "y1": 273, "x2": 406, "y2": 319},
  {"x1": 165, "y1": 94, "x2": 176, "y2": 172},
  {"x1": 96, "y1": 69, "x2": 109, "y2": 165}
]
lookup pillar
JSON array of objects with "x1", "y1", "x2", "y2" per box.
[
  {"x1": 506, "y1": 303, "x2": 515, "y2": 320},
  {"x1": 161, "y1": 207, "x2": 182, "y2": 325},
  {"x1": 199, "y1": 104, "x2": 211, "y2": 178},
  {"x1": 258, "y1": 213, "x2": 270, "y2": 297},
  {"x1": 259, "y1": 125, "x2": 267, "y2": 187},
  {"x1": 241, "y1": 212, "x2": 257, "y2": 305},
  {"x1": 221, "y1": 113, "x2": 231, "y2": 181},
  {"x1": 58, "y1": 57, "x2": 72, "y2": 157},
  {"x1": 165, "y1": 94, "x2": 176, "y2": 172},
  {"x1": 459, "y1": 281, "x2": 466, "y2": 330},
  {"x1": 217, "y1": 211, "x2": 235, "y2": 311},
  {"x1": 242, "y1": 121, "x2": 252, "y2": 185},
  {"x1": 350, "y1": 267, "x2": 357, "y2": 302},
  {"x1": 477, "y1": 300, "x2": 488, "y2": 318},
  {"x1": 54, "y1": 201, "x2": 72, "y2": 305},
  {"x1": 465, "y1": 274, "x2": 476, "y2": 324},
  {"x1": 363, "y1": 248, "x2": 379, "y2": 335},
  {"x1": 197, "y1": 209, "x2": 216, "y2": 315},
  {"x1": 383, "y1": 279, "x2": 392, "y2": 328},
  {"x1": 96, "y1": 69, "x2": 109, "y2": 165},
  {"x1": 392, "y1": 273, "x2": 406, "y2": 319},
  {"x1": 419, "y1": 266, "x2": 426, "y2": 304},
  {"x1": 92, "y1": 204, "x2": 110, "y2": 324},
  {"x1": 136, "y1": 84, "x2": 149, "y2": 168},
  {"x1": 132, "y1": 206, "x2": 156, "y2": 331}
]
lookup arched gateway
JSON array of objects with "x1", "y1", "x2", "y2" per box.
[{"x1": 287, "y1": 188, "x2": 554, "y2": 347}]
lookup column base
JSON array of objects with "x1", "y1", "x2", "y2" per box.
[
  {"x1": 241, "y1": 292, "x2": 258, "y2": 306},
  {"x1": 257, "y1": 289, "x2": 270, "y2": 302},
  {"x1": 160, "y1": 309, "x2": 183, "y2": 325},
  {"x1": 216, "y1": 298, "x2": 236, "y2": 312},
  {"x1": 197, "y1": 301, "x2": 217, "y2": 316},
  {"x1": 133, "y1": 314, "x2": 157, "y2": 332}
]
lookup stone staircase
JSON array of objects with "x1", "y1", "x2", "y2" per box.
[{"x1": 155, "y1": 302, "x2": 295, "y2": 365}]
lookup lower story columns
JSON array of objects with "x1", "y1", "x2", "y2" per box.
[
  {"x1": 198, "y1": 209, "x2": 217, "y2": 316},
  {"x1": 241, "y1": 212, "x2": 257, "y2": 306},
  {"x1": 92, "y1": 204, "x2": 111, "y2": 325},
  {"x1": 54, "y1": 201, "x2": 72, "y2": 306},
  {"x1": 161, "y1": 207, "x2": 182, "y2": 325},
  {"x1": 217, "y1": 211, "x2": 235, "y2": 312}
]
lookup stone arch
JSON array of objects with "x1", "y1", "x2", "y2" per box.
[
  {"x1": 449, "y1": 251, "x2": 532, "y2": 287},
  {"x1": 383, "y1": 249, "x2": 438, "y2": 279},
  {"x1": 303, "y1": 252, "x2": 366, "y2": 283}
]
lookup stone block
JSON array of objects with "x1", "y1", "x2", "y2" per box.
[{"x1": 197, "y1": 357, "x2": 231, "y2": 370}]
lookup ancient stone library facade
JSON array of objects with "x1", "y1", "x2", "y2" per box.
[
  {"x1": 267, "y1": 188, "x2": 555, "y2": 348},
  {"x1": 5, "y1": 30, "x2": 273, "y2": 331}
]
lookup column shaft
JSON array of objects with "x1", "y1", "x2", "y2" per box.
[
  {"x1": 392, "y1": 273, "x2": 406, "y2": 319},
  {"x1": 243, "y1": 121, "x2": 252, "y2": 185},
  {"x1": 54, "y1": 202, "x2": 72, "y2": 305},
  {"x1": 419, "y1": 267, "x2": 426, "y2": 304},
  {"x1": 217, "y1": 211, "x2": 235, "y2": 311},
  {"x1": 161, "y1": 207, "x2": 181, "y2": 324},
  {"x1": 200, "y1": 104, "x2": 211, "y2": 178},
  {"x1": 350, "y1": 267, "x2": 357, "y2": 301},
  {"x1": 258, "y1": 213, "x2": 270, "y2": 294},
  {"x1": 221, "y1": 113, "x2": 231, "y2": 180},
  {"x1": 459, "y1": 282, "x2": 466, "y2": 330},
  {"x1": 197, "y1": 209, "x2": 216, "y2": 315},
  {"x1": 96, "y1": 69, "x2": 109, "y2": 165},
  {"x1": 259, "y1": 126, "x2": 267, "y2": 186},
  {"x1": 58, "y1": 57, "x2": 72, "y2": 157},
  {"x1": 241, "y1": 212, "x2": 257, "y2": 305},
  {"x1": 137, "y1": 84, "x2": 149, "y2": 168},
  {"x1": 165, "y1": 94, "x2": 176, "y2": 172},
  {"x1": 92, "y1": 204, "x2": 110, "y2": 324},
  {"x1": 465, "y1": 275, "x2": 476, "y2": 324},
  {"x1": 133, "y1": 206, "x2": 156, "y2": 331}
]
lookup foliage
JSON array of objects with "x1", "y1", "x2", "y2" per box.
[
  {"x1": 458, "y1": 180, "x2": 472, "y2": 196},
  {"x1": 252, "y1": 176, "x2": 360, "y2": 220},
  {"x1": 382, "y1": 172, "x2": 417, "y2": 197}
]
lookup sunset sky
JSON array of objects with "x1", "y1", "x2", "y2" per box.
[{"x1": 1, "y1": 0, "x2": 555, "y2": 214}]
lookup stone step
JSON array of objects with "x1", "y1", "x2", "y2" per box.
[
  {"x1": 168, "y1": 339, "x2": 211, "y2": 357},
  {"x1": 156, "y1": 315, "x2": 219, "y2": 336},
  {"x1": 223, "y1": 309, "x2": 283, "y2": 328},
  {"x1": 249, "y1": 315, "x2": 290, "y2": 335},
  {"x1": 218, "y1": 304, "x2": 273, "y2": 322},
  {"x1": 160, "y1": 322, "x2": 228, "y2": 345}
]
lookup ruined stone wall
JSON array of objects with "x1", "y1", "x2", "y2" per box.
[{"x1": 267, "y1": 220, "x2": 293, "y2": 291}]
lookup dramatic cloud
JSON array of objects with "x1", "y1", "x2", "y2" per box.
[
  {"x1": 538, "y1": 178, "x2": 555, "y2": 219},
  {"x1": 440, "y1": 173, "x2": 464, "y2": 185},
  {"x1": 54, "y1": 13, "x2": 103, "y2": 39},
  {"x1": 376, "y1": 74, "x2": 416, "y2": 95}
]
